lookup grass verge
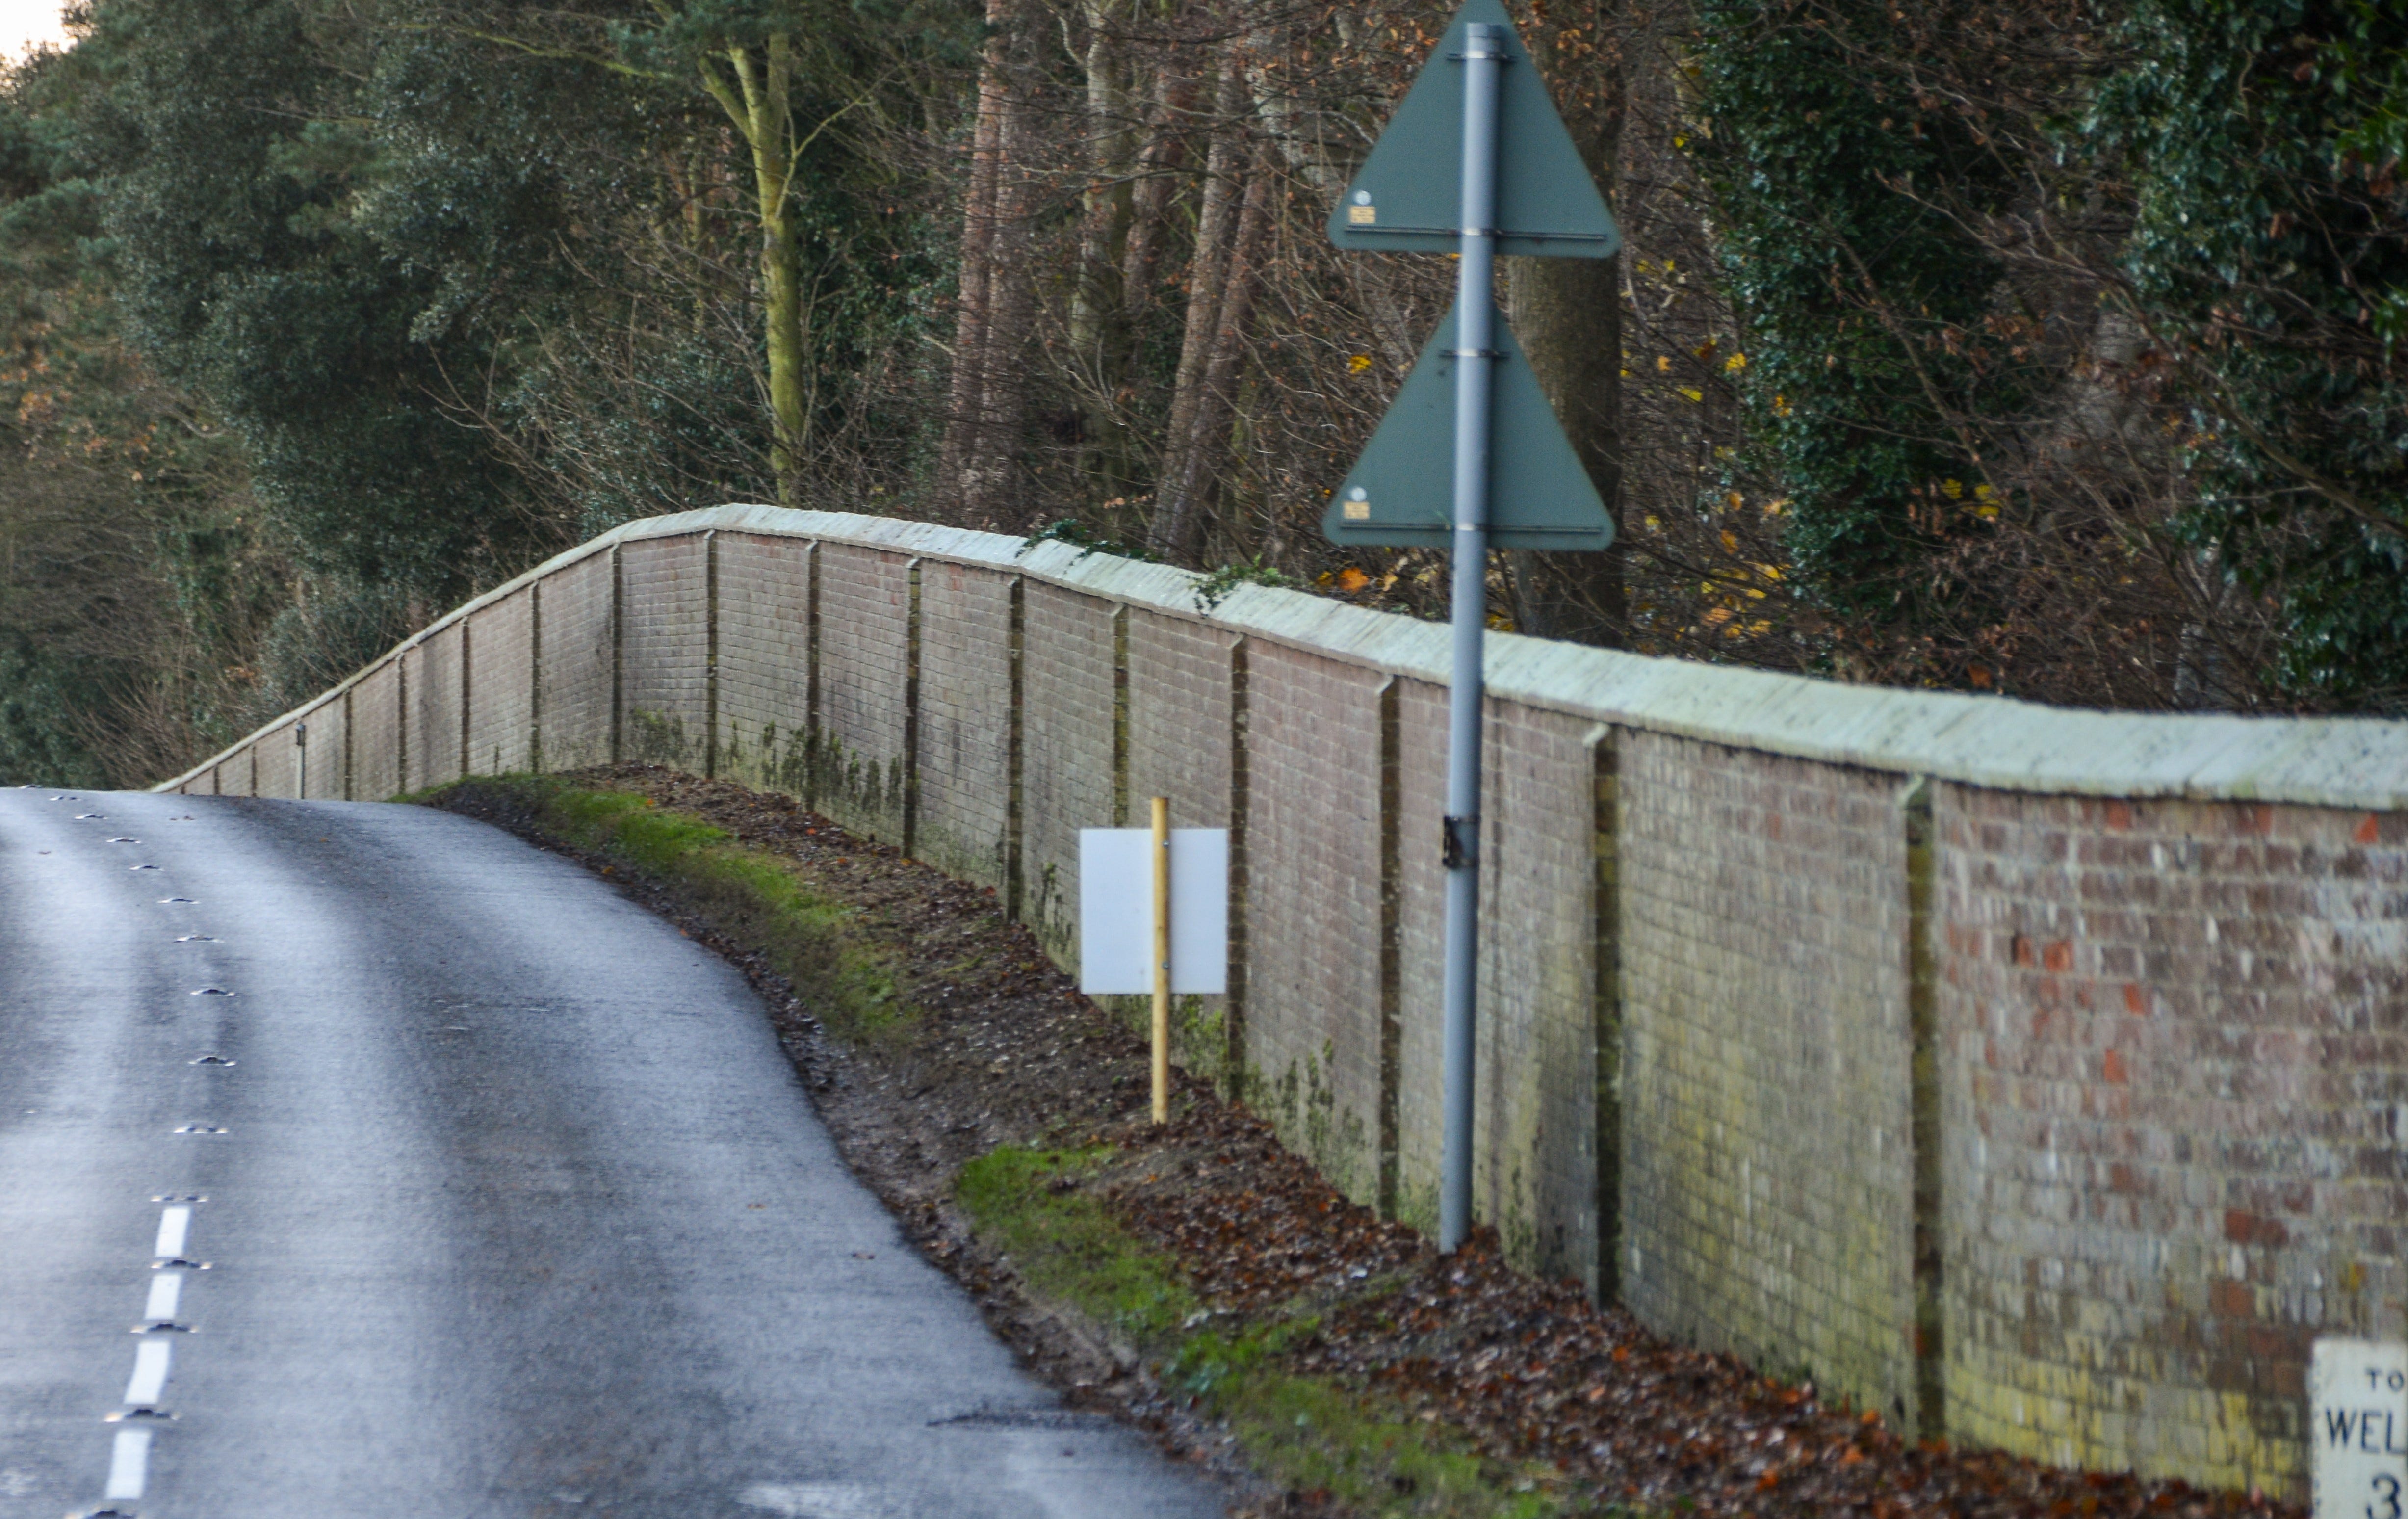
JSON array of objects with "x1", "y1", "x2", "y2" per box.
[
  {"x1": 421, "y1": 774, "x2": 905, "y2": 1041},
  {"x1": 958, "y1": 1145, "x2": 1579, "y2": 1519}
]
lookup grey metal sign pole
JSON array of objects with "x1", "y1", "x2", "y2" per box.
[
  {"x1": 1321, "y1": 0, "x2": 1617, "y2": 1256},
  {"x1": 1439, "y1": 22, "x2": 1503, "y2": 1254}
]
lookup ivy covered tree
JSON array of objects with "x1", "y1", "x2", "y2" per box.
[{"x1": 2095, "y1": 0, "x2": 2408, "y2": 706}]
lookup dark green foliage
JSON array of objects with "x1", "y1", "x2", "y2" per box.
[
  {"x1": 2092, "y1": 0, "x2": 2408, "y2": 705},
  {"x1": 1690, "y1": 0, "x2": 2036, "y2": 622},
  {"x1": 94, "y1": 0, "x2": 548, "y2": 599},
  {"x1": 1693, "y1": 0, "x2": 2408, "y2": 704}
]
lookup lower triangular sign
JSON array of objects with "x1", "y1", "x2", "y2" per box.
[{"x1": 1322, "y1": 302, "x2": 1615, "y2": 550}]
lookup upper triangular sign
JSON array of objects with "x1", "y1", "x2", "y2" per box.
[
  {"x1": 1321, "y1": 301, "x2": 1615, "y2": 550},
  {"x1": 1326, "y1": 0, "x2": 1619, "y2": 258}
]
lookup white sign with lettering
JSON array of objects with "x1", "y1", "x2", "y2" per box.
[{"x1": 2314, "y1": 1338, "x2": 2408, "y2": 1519}]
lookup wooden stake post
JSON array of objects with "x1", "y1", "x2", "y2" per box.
[
  {"x1": 1151, "y1": 795, "x2": 1172, "y2": 1125},
  {"x1": 1078, "y1": 807, "x2": 1227, "y2": 1126}
]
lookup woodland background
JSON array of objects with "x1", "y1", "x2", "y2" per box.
[{"x1": 0, "y1": 0, "x2": 2400, "y2": 786}]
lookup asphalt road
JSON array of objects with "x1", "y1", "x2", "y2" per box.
[{"x1": 0, "y1": 789, "x2": 1224, "y2": 1519}]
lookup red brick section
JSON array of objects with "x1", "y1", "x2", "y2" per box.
[
  {"x1": 539, "y1": 551, "x2": 615, "y2": 774},
  {"x1": 1240, "y1": 637, "x2": 1389, "y2": 1205},
  {"x1": 619, "y1": 536, "x2": 710, "y2": 768},
  {"x1": 465, "y1": 591, "x2": 534, "y2": 778},
  {"x1": 1940, "y1": 787, "x2": 2408, "y2": 1493},
  {"x1": 1616, "y1": 732, "x2": 1922, "y2": 1431},
  {"x1": 811, "y1": 542, "x2": 914, "y2": 842},
  {"x1": 715, "y1": 533, "x2": 814, "y2": 798},
  {"x1": 1017, "y1": 580, "x2": 1118, "y2": 959},
  {"x1": 912, "y1": 557, "x2": 1016, "y2": 886}
]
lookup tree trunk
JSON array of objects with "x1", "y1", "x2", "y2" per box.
[
  {"x1": 1156, "y1": 149, "x2": 1272, "y2": 565},
  {"x1": 1149, "y1": 61, "x2": 1248, "y2": 560},
  {"x1": 1066, "y1": 1, "x2": 1140, "y2": 499},
  {"x1": 1118, "y1": 68, "x2": 1195, "y2": 327},
  {"x1": 961, "y1": 52, "x2": 1037, "y2": 528},
  {"x1": 1502, "y1": 1, "x2": 1626, "y2": 643},
  {"x1": 937, "y1": 0, "x2": 1023, "y2": 522},
  {"x1": 730, "y1": 36, "x2": 805, "y2": 507}
]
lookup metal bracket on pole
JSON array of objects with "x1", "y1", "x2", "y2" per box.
[{"x1": 1441, "y1": 815, "x2": 1479, "y2": 869}]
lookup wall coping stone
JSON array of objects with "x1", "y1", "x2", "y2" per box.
[{"x1": 159, "y1": 504, "x2": 2408, "y2": 810}]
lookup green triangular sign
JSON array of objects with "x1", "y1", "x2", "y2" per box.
[
  {"x1": 1322, "y1": 302, "x2": 1614, "y2": 550},
  {"x1": 1326, "y1": 0, "x2": 1618, "y2": 258}
]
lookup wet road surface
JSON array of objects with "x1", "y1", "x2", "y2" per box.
[{"x1": 0, "y1": 790, "x2": 1223, "y2": 1519}]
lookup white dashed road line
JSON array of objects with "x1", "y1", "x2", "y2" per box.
[
  {"x1": 104, "y1": 1428, "x2": 151, "y2": 1501},
  {"x1": 154, "y1": 1206, "x2": 191, "y2": 1259},
  {"x1": 144, "y1": 1271, "x2": 183, "y2": 1324},
  {"x1": 123, "y1": 1339, "x2": 172, "y2": 1407}
]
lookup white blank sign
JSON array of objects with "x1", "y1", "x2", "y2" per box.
[{"x1": 1078, "y1": 828, "x2": 1228, "y2": 995}]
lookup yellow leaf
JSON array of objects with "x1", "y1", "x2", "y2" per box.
[
  {"x1": 1976, "y1": 504, "x2": 2000, "y2": 520},
  {"x1": 1703, "y1": 605, "x2": 1734, "y2": 626},
  {"x1": 1941, "y1": 478, "x2": 1964, "y2": 499},
  {"x1": 1725, "y1": 352, "x2": 1747, "y2": 372},
  {"x1": 1720, "y1": 530, "x2": 1739, "y2": 552},
  {"x1": 1334, "y1": 566, "x2": 1371, "y2": 593},
  {"x1": 1771, "y1": 394, "x2": 1793, "y2": 417},
  {"x1": 1644, "y1": 515, "x2": 1662, "y2": 531},
  {"x1": 1973, "y1": 482, "x2": 1995, "y2": 500},
  {"x1": 1678, "y1": 387, "x2": 1704, "y2": 403},
  {"x1": 1725, "y1": 492, "x2": 1745, "y2": 511},
  {"x1": 1347, "y1": 354, "x2": 1372, "y2": 374},
  {"x1": 1656, "y1": 355, "x2": 1671, "y2": 372}
]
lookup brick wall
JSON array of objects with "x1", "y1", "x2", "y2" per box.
[
  {"x1": 254, "y1": 721, "x2": 298, "y2": 800},
  {"x1": 1938, "y1": 788, "x2": 2408, "y2": 1494},
  {"x1": 1619, "y1": 733, "x2": 1922, "y2": 1426},
  {"x1": 619, "y1": 535, "x2": 710, "y2": 769},
  {"x1": 1478, "y1": 702, "x2": 1605, "y2": 1288},
  {"x1": 412, "y1": 625, "x2": 464, "y2": 792},
  {"x1": 465, "y1": 591, "x2": 534, "y2": 778},
  {"x1": 1018, "y1": 580, "x2": 1118, "y2": 960},
  {"x1": 158, "y1": 506, "x2": 2408, "y2": 1501},
  {"x1": 1242, "y1": 638, "x2": 1389, "y2": 1204},
  {"x1": 351, "y1": 662, "x2": 401, "y2": 802},
  {"x1": 912, "y1": 556, "x2": 1016, "y2": 887},
  {"x1": 299, "y1": 695, "x2": 346, "y2": 800},
  {"x1": 1127, "y1": 607, "x2": 1237, "y2": 1078},
  {"x1": 716, "y1": 533, "x2": 815, "y2": 797},
  {"x1": 539, "y1": 551, "x2": 615, "y2": 774},
  {"x1": 811, "y1": 541, "x2": 914, "y2": 843}
]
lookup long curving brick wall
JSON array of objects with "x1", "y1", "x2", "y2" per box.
[{"x1": 159, "y1": 505, "x2": 2408, "y2": 1500}]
